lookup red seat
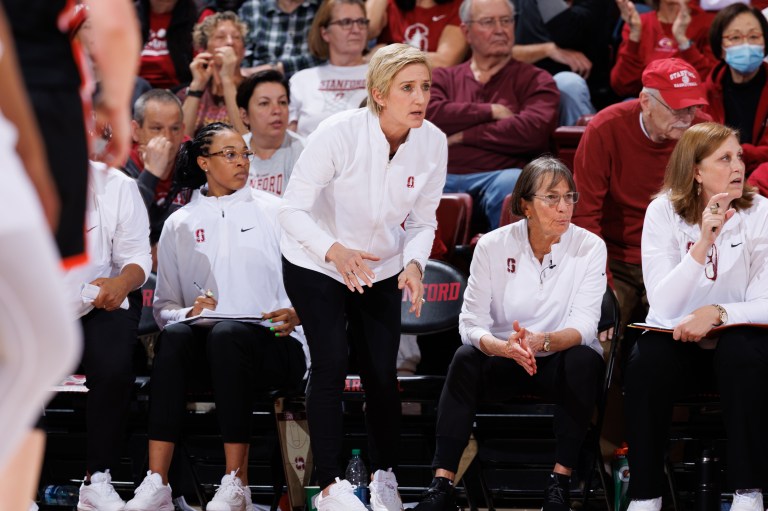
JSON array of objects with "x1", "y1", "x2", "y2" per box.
[
  {"x1": 498, "y1": 193, "x2": 523, "y2": 227},
  {"x1": 553, "y1": 125, "x2": 586, "y2": 173},
  {"x1": 435, "y1": 193, "x2": 473, "y2": 259}
]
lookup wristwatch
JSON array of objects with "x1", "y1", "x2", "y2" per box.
[
  {"x1": 712, "y1": 304, "x2": 728, "y2": 326},
  {"x1": 543, "y1": 332, "x2": 551, "y2": 352}
]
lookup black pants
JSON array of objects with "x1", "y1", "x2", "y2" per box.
[
  {"x1": 624, "y1": 328, "x2": 768, "y2": 498},
  {"x1": 81, "y1": 290, "x2": 142, "y2": 474},
  {"x1": 282, "y1": 259, "x2": 402, "y2": 489},
  {"x1": 433, "y1": 344, "x2": 604, "y2": 472},
  {"x1": 148, "y1": 321, "x2": 306, "y2": 443}
]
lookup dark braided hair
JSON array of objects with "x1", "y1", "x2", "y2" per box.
[{"x1": 172, "y1": 122, "x2": 236, "y2": 189}]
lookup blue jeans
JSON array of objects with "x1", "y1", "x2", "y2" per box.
[
  {"x1": 445, "y1": 168, "x2": 522, "y2": 230},
  {"x1": 553, "y1": 71, "x2": 595, "y2": 126}
]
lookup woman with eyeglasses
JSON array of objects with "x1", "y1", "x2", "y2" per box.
[
  {"x1": 288, "y1": 0, "x2": 370, "y2": 138},
  {"x1": 124, "y1": 122, "x2": 308, "y2": 511},
  {"x1": 413, "y1": 157, "x2": 607, "y2": 511},
  {"x1": 704, "y1": 4, "x2": 768, "y2": 176},
  {"x1": 625, "y1": 122, "x2": 768, "y2": 511}
]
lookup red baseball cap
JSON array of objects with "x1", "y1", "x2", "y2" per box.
[{"x1": 641, "y1": 58, "x2": 708, "y2": 110}]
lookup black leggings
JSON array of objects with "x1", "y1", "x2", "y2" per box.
[
  {"x1": 282, "y1": 258, "x2": 402, "y2": 489},
  {"x1": 624, "y1": 327, "x2": 768, "y2": 497},
  {"x1": 148, "y1": 320, "x2": 306, "y2": 443},
  {"x1": 433, "y1": 344, "x2": 604, "y2": 472},
  {"x1": 81, "y1": 291, "x2": 142, "y2": 474}
]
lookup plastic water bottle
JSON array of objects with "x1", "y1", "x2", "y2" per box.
[
  {"x1": 345, "y1": 448, "x2": 369, "y2": 505},
  {"x1": 612, "y1": 444, "x2": 630, "y2": 511},
  {"x1": 42, "y1": 484, "x2": 80, "y2": 506}
]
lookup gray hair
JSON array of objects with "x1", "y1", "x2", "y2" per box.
[
  {"x1": 510, "y1": 156, "x2": 576, "y2": 217},
  {"x1": 459, "y1": 0, "x2": 515, "y2": 24},
  {"x1": 133, "y1": 89, "x2": 183, "y2": 125}
]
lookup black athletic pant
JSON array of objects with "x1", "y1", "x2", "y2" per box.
[
  {"x1": 282, "y1": 258, "x2": 402, "y2": 489},
  {"x1": 625, "y1": 327, "x2": 768, "y2": 498},
  {"x1": 148, "y1": 321, "x2": 306, "y2": 443},
  {"x1": 433, "y1": 344, "x2": 604, "y2": 472},
  {"x1": 81, "y1": 290, "x2": 141, "y2": 475}
]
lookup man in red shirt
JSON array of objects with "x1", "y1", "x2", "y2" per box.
[
  {"x1": 426, "y1": 0, "x2": 559, "y2": 230},
  {"x1": 572, "y1": 57, "x2": 710, "y2": 333}
]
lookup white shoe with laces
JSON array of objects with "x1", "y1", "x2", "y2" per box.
[
  {"x1": 77, "y1": 470, "x2": 126, "y2": 511},
  {"x1": 626, "y1": 497, "x2": 662, "y2": 511},
  {"x1": 315, "y1": 478, "x2": 368, "y2": 511},
  {"x1": 370, "y1": 469, "x2": 403, "y2": 511},
  {"x1": 731, "y1": 490, "x2": 763, "y2": 511},
  {"x1": 124, "y1": 471, "x2": 173, "y2": 511},
  {"x1": 206, "y1": 471, "x2": 249, "y2": 511}
]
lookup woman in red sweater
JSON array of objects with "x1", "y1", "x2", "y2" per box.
[{"x1": 611, "y1": 0, "x2": 716, "y2": 97}]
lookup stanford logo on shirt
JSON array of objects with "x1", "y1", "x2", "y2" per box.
[
  {"x1": 507, "y1": 257, "x2": 516, "y2": 273},
  {"x1": 686, "y1": 241, "x2": 694, "y2": 252},
  {"x1": 196, "y1": 229, "x2": 206, "y2": 243},
  {"x1": 407, "y1": 176, "x2": 415, "y2": 188}
]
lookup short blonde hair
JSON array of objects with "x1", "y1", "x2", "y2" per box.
[
  {"x1": 309, "y1": 0, "x2": 367, "y2": 60},
  {"x1": 366, "y1": 44, "x2": 431, "y2": 116},
  {"x1": 661, "y1": 122, "x2": 754, "y2": 224},
  {"x1": 193, "y1": 11, "x2": 248, "y2": 51}
]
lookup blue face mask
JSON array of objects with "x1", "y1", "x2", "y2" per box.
[{"x1": 724, "y1": 44, "x2": 765, "y2": 75}]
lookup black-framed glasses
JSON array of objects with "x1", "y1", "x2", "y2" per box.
[
  {"x1": 327, "y1": 17, "x2": 370, "y2": 29},
  {"x1": 467, "y1": 16, "x2": 514, "y2": 29},
  {"x1": 705, "y1": 244, "x2": 718, "y2": 281},
  {"x1": 648, "y1": 93, "x2": 698, "y2": 119},
  {"x1": 531, "y1": 192, "x2": 580, "y2": 207},
  {"x1": 207, "y1": 150, "x2": 255, "y2": 163}
]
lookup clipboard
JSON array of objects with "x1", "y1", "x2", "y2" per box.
[
  {"x1": 628, "y1": 322, "x2": 768, "y2": 339},
  {"x1": 174, "y1": 309, "x2": 266, "y2": 327}
]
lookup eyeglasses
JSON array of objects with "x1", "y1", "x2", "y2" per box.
[
  {"x1": 705, "y1": 244, "x2": 718, "y2": 281},
  {"x1": 531, "y1": 192, "x2": 580, "y2": 207},
  {"x1": 722, "y1": 32, "x2": 764, "y2": 46},
  {"x1": 327, "y1": 17, "x2": 370, "y2": 29},
  {"x1": 467, "y1": 16, "x2": 514, "y2": 29},
  {"x1": 207, "y1": 150, "x2": 255, "y2": 163},
  {"x1": 648, "y1": 93, "x2": 698, "y2": 119}
]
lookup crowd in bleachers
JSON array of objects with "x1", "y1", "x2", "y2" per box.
[{"x1": 5, "y1": 0, "x2": 768, "y2": 508}]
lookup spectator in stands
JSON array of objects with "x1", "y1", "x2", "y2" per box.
[
  {"x1": 238, "y1": 0, "x2": 323, "y2": 78},
  {"x1": 198, "y1": 0, "x2": 247, "y2": 21},
  {"x1": 124, "y1": 89, "x2": 190, "y2": 267},
  {"x1": 626, "y1": 122, "x2": 768, "y2": 511},
  {"x1": 426, "y1": 0, "x2": 559, "y2": 230},
  {"x1": 288, "y1": 0, "x2": 369, "y2": 137},
  {"x1": 124, "y1": 122, "x2": 308, "y2": 511},
  {"x1": 62, "y1": 160, "x2": 151, "y2": 511},
  {"x1": 413, "y1": 157, "x2": 607, "y2": 511},
  {"x1": 279, "y1": 44, "x2": 445, "y2": 511},
  {"x1": 135, "y1": 0, "x2": 197, "y2": 90},
  {"x1": 612, "y1": 0, "x2": 716, "y2": 97},
  {"x1": 512, "y1": 0, "x2": 602, "y2": 125},
  {"x1": 0, "y1": 6, "x2": 81, "y2": 509},
  {"x1": 179, "y1": 11, "x2": 248, "y2": 137},
  {"x1": 237, "y1": 70, "x2": 304, "y2": 196},
  {"x1": 704, "y1": 4, "x2": 768, "y2": 174},
  {"x1": 572, "y1": 57, "x2": 709, "y2": 339},
  {"x1": 366, "y1": 0, "x2": 468, "y2": 68}
]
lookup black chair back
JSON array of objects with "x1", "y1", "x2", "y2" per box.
[{"x1": 400, "y1": 260, "x2": 467, "y2": 335}]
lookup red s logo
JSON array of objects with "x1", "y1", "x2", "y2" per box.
[
  {"x1": 507, "y1": 257, "x2": 516, "y2": 273},
  {"x1": 196, "y1": 229, "x2": 206, "y2": 243},
  {"x1": 407, "y1": 176, "x2": 415, "y2": 188}
]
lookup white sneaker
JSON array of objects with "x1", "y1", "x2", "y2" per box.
[
  {"x1": 29, "y1": 503, "x2": 39, "y2": 511},
  {"x1": 124, "y1": 471, "x2": 173, "y2": 511},
  {"x1": 315, "y1": 478, "x2": 368, "y2": 511},
  {"x1": 626, "y1": 497, "x2": 662, "y2": 511},
  {"x1": 77, "y1": 470, "x2": 126, "y2": 511},
  {"x1": 206, "y1": 471, "x2": 248, "y2": 511},
  {"x1": 370, "y1": 469, "x2": 403, "y2": 511},
  {"x1": 731, "y1": 490, "x2": 763, "y2": 511},
  {"x1": 173, "y1": 495, "x2": 197, "y2": 511}
]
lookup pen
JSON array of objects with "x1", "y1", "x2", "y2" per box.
[{"x1": 193, "y1": 281, "x2": 215, "y2": 298}]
